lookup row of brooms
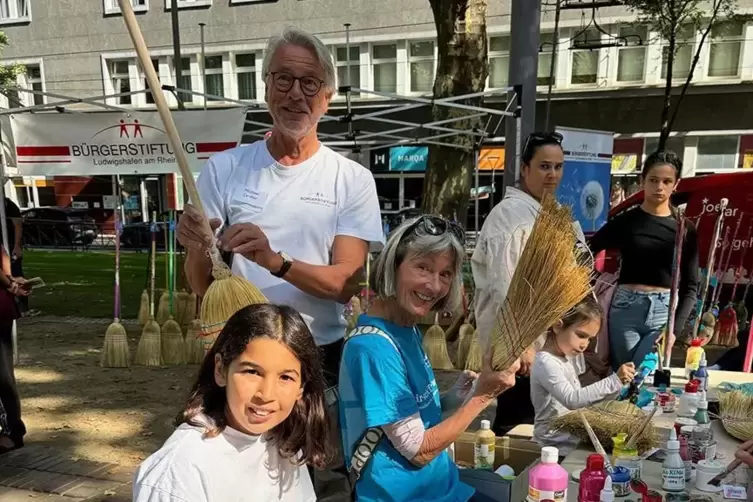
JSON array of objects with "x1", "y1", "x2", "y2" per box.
[{"x1": 100, "y1": 212, "x2": 215, "y2": 368}]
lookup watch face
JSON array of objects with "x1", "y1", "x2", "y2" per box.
[{"x1": 280, "y1": 251, "x2": 292, "y2": 262}]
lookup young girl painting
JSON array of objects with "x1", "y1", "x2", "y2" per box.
[
  {"x1": 133, "y1": 303, "x2": 330, "y2": 502},
  {"x1": 530, "y1": 296, "x2": 636, "y2": 456}
]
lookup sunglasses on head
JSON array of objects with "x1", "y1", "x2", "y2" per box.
[
  {"x1": 522, "y1": 131, "x2": 563, "y2": 155},
  {"x1": 402, "y1": 215, "x2": 465, "y2": 244}
]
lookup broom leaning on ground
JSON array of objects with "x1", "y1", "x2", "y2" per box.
[
  {"x1": 118, "y1": 0, "x2": 267, "y2": 340},
  {"x1": 101, "y1": 211, "x2": 130, "y2": 368},
  {"x1": 162, "y1": 214, "x2": 186, "y2": 365},
  {"x1": 135, "y1": 214, "x2": 162, "y2": 366},
  {"x1": 423, "y1": 313, "x2": 453, "y2": 370}
]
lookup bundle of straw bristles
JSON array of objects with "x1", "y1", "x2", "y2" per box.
[
  {"x1": 719, "y1": 390, "x2": 753, "y2": 441},
  {"x1": 550, "y1": 401, "x2": 661, "y2": 454}
]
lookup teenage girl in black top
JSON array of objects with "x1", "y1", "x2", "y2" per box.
[{"x1": 590, "y1": 151, "x2": 700, "y2": 370}]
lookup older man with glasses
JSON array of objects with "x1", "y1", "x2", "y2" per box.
[{"x1": 177, "y1": 27, "x2": 384, "y2": 501}]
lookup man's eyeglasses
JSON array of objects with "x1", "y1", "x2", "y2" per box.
[
  {"x1": 522, "y1": 131, "x2": 563, "y2": 156},
  {"x1": 402, "y1": 216, "x2": 465, "y2": 244},
  {"x1": 267, "y1": 71, "x2": 325, "y2": 97}
]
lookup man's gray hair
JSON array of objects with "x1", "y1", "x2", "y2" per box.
[
  {"x1": 262, "y1": 26, "x2": 337, "y2": 94},
  {"x1": 370, "y1": 217, "x2": 465, "y2": 313}
]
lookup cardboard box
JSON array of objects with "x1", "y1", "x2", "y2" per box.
[{"x1": 454, "y1": 434, "x2": 542, "y2": 502}]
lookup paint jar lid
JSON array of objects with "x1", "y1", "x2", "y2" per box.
[
  {"x1": 610, "y1": 466, "x2": 630, "y2": 483},
  {"x1": 585, "y1": 453, "x2": 604, "y2": 472},
  {"x1": 541, "y1": 446, "x2": 559, "y2": 464}
]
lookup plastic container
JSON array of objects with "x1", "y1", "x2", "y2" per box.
[
  {"x1": 679, "y1": 435, "x2": 691, "y2": 481},
  {"x1": 673, "y1": 417, "x2": 698, "y2": 437},
  {"x1": 578, "y1": 454, "x2": 607, "y2": 502},
  {"x1": 599, "y1": 476, "x2": 614, "y2": 502},
  {"x1": 656, "y1": 384, "x2": 677, "y2": 413},
  {"x1": 694, "y1": 391, "x2": 711, "y2": 430},
  {"x1": 678, "y1": 380, "x2": 700, "y2": 418},
  {"x1": 609, "y1": 466, "x2": 631, "y2": 497},
  {"x1": 612, "y1": 433, "x2": 640, "y2": 481},
  {"x1": 695, "y1": 356, "x2": 709, "y2": 392},
  {"x1": 685, "y1": 339, "x2": 705, "y2": 379},
  {"x1": 662, "y1": 429, "x2": 686, "y2": 492},
  {"x1": 695, "y1": 459, "x2": 724, "y2": 492},
  {"x1": 527, "y1": 446, "x2": 569, "y2": 502},
  {"x1": 474, "y1": 419, "x2": 495, "y2": 470}
]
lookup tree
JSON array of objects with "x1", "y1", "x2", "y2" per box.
[
  {"x1": 623, "y1": 0, "x2": 738, "y2": 151},
  {"x1": 0, "y1": 31, "x2": 25, "y2": 106},
  {"x1": 422, "y1": 0, "x2": 488, "y2": 225}
]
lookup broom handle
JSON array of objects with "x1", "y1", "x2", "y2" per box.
[
  {"x1": 117, "y1": 0, "x2": 226, "y2": 272},
  {"x1": 114, "y1": 209, "x2": 121, "y2": 321},
  {"x1": 729, "y1": 217, "x2": 753, "y2": 302},
  {"x1": 164, "y1": 220, "x2": 169, "y2": 291},
  {"x1": 150, "y1": 211, "x2": 157, "y2": 318},
  {"x1": 665, "y1": 210, "x2": 685, "y2": 363},
  {"x1": 712, "y1": 228, "x2": 732, "y2": 307},
  {"x1": 694, "y1": 199, "x2": 728, "y2": 337},
  {"x1": 714, "y1": 213, "x2": 743, "y2": 306},
  {"x1": 169, "y1": 212, "x2": 174, "y2": 316}
]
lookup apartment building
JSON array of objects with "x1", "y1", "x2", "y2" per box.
[{"x1": 1, "y1": 0, "x2": 752, "y2": 218}]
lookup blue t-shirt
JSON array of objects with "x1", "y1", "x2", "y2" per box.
[{"x1": 338, "y1": 315, "x2": 474, "y2": 502}]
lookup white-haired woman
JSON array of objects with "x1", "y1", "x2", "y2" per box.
[{"x1": 338, "y1": 216, "x2": 520, "y2": 502}]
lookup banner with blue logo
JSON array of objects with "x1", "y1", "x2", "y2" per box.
[
  {"x1": 555, "y1": 126, "x2": 613, "y2": 234},
  {"x1": 389, "y1": 146, "x2": 428, "y2": 172}
]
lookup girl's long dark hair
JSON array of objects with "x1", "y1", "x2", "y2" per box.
[{"x1": 175, "y1": 303, "x2": 331, "y2": 469}]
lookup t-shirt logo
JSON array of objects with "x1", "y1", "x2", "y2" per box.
[{"x1": 301, "y1": 191, "x2": 336, "y2": 207}]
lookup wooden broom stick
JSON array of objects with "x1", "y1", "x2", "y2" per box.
[
  {"x1": 578, "y1": 410, "x2": 614, "y2": 474},
  {"x1": 117, "y1": 0, "x2": 225, "y2": 273},
  {"x1": 624, "y1": 406, "x2": 658, "y2": 450}
]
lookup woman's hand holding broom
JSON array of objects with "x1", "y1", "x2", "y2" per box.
[
  {"x1": 177, "y1": 204, "x2": 223, "y2": 252},
  {"x1": 467, "y1": 351, "x2": 521, "y2": 405}
]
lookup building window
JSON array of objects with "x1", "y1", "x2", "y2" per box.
[
  {"x1": 235, "y1": 53, "x2": 256, "y2": 100},
  {"x1": 0, "y1": 0, "x2": 29, "y2": 23},
  {"x1": 372, "y1": 43, "x2": 397, "y2": 94},
  {"x1": 110, "y1": 59, "x2": 132, "y2": 105},
  {"x1": 708, "y1": 21, "x2": 743, "y2": 78},
  {"x1": 489, "y1": 36, "x2": 509, "y2": 88},
  {"x1": 22, "y1": 64, "x2": 43, "y2": 105},
  {"x1": 204, "y1": 55, "x2": 224, "y2": 101},
  {"x1": 173, "y1": 56, "x2": 192, "y2": 104},
  {"x1": 140, "y1": 58, "x2": 160, "y2": 104},
  {"x1": 697, "y1": 135, "x2": 739, "y2": 171},
  {"x1": 334, "y1": 46, "x2": 360, "y2": 96},
  {"x1": 644, "y1": 136, "x2": 685, "y2": 158},
  {"x1": 616, "y1": 25, "x2": 647, "y2": 83},
  {"x1": 166, "y1": 0, "x2": 211, "y2": 8},
  {"x1": 537, "y1": 33, "x2": 556, "y2": 87},
  {"x1": 408, "y1": 40, "x2": 435, "y2": 93},
  {"x1": 661, "y1": 24, "x2": 695, "y2": 81},
  {"x1": 571, "y1": 28, "x2": 600, "y2": 85},
  {"x1": 104, "y1": 0, "x2": 147, "y2": 14}
]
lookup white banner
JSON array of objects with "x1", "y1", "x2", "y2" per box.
[{"x1": 10, "y1": 108, "x2": 246, "y2": 176}]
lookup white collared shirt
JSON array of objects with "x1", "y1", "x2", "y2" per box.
[{"x1": 133, "y1": 415, "x2": 315, "y2": 502}]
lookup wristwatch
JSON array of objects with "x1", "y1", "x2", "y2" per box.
[{"x1": 272, "y1": 251, "x2": 293, "y2": 278}]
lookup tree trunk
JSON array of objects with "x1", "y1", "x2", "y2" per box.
[
  {"x1": 423, "y1": 0, "x2": 488, "y2": 226},
  {"x1": 658, "y1": 27, "x2": 676, "y2": 151}
]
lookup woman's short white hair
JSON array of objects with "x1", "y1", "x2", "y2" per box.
[
  {"x1": 370, "y1": 217, "x2": 465, "y2": 313},
  {"x1": 262, "y1": 26, "x2": 337, "y2": 95}
]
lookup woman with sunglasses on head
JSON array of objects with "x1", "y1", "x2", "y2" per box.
[
  {"x1": 338, "y1": 216, "x2": 520, "y2": 502},
  {"x1": 472, "y1": 131, "x2": 588, "y2": 436},
  {"x1": 589, "y1": 151, "x2": 699, "y2": 370}
]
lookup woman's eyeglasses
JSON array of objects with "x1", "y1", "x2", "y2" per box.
[
  {"x1": 403, "y1": 216, "x2": 465, "y2": 244},
  {"x1": 522, "y1": 131, "x2": 563, "y2": 155},
  {"x1": 267, "y1": 71, "x2": 325, "y2": 97}
]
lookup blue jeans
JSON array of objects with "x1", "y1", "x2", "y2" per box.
[{"x1": 608, "y1": 286, "x2": 670, "y2": 371}]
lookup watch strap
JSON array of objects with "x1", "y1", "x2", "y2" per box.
[{"x1": 272, "y1": 252, "x2": 292, "y2": 278}]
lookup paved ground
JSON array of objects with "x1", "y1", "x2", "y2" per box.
[{"x1": 0, "y1": 444, "x2": 135, "y2": 501}]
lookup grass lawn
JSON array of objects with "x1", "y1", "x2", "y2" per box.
[{"x1": 22, "y1": 249, "x2": 171, "y2": 318}]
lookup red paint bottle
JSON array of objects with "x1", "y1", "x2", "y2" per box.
[{"x1": 578, "y1": 454, "x2": 607, "y2": 502}]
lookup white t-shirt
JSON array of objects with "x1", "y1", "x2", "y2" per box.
[
  {"x1": 133, "y1": 416, "x2": 316, "y2": 502},
  {"x1": 196, "y1": 140, "x2": 384, "y2": 346},
  {"x1": 530, "y1": 351, "x2": 622, "y2": 456}
]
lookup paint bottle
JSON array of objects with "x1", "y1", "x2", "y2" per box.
[
  {"x1": 599, "y1": 476, "x2": 614, "y2": 502},
  {"x1": 474, "y1": 419, "x2": 496, "y2": 471},
  {"x1": 578, "y1": 454, "x2": 607, "y2": 502},
  {"x1": 694, "y1": 391, "x2": 711, "y2": 430},
  {"x1": 527, "y1": 446, "x2": 568, "y2": 502},
  {"x1": 662, "y1": 429, "x2": 686, "y2": 492},
  {"x1": 695, "y1": 356, "x2": 709, "y2": 393},
  {"x1": 684, "y1": 338, "x2": 705, "y2": 379},
  {"x1": 678, "y1": 380, "x2": 699, "y2": 418},
  {"x1": 679, "y1": 435, "x2": 692, "y2": 482}
]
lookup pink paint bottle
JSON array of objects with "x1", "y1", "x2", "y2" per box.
[
  {"x1": 527, "y1": 446, "x2": 569, "y2": 502},
  {"x1": 578, "y1": 454, "x2": 607, "y2": 502}
]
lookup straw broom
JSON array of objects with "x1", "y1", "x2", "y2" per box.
[
  {"x1": 489, "y1": 195, "x2": 593, "y2": 371},
  {"x1": 423, "y1": 313, "x2": 453, "y2": 370},
  {"x1": 135, "y1": 215, "x2": 162, "y2": 366},
  {"x1": 456, "y1": 309, "x2": 475, "y2": 370},
  {"x1": 162, "y1": 215, "x2": 186, "y2": 365},
  {"x1": 464, "y1": 329, "x2": 483, "y2": 372},
  {"x1": 156, "y1": 221, "x2": 170, "y2": 325},
  {"x1": 118, "y1": 0, "x2": 267, "y2": 337},
  {"x1": 694, "y1": 198, "x2": 729, "y2": 343},
  {"x1": 101, "y1": 211, "x2": 130, "y2": 368},
  {"x1": 719, "y1": 390, "x2": 753, "y2": 441},
  {"x1": 184, "y1": 295, "x2": 206, "y2": 364}
]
